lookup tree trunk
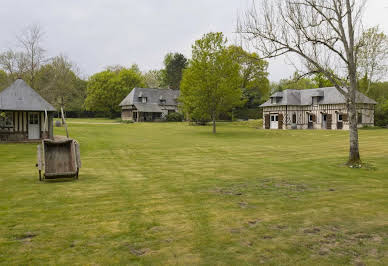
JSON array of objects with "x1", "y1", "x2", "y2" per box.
[
  {"x1": 212, "y1": 118, "x2": 216, "y2": 134},
  {"x1": 347, "y1": 79, "x2": 361, "y2": 166},
  {"x1": 348, "y1": 103, "x2": 361, "y2": 165}
]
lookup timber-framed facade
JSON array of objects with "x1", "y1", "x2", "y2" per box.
[
  {"x1": 0, "y1": 79, "x2": 56, "y2": 142},
  {"x1": 260, "y1": 87, "x2": 376, "y2": 130}
]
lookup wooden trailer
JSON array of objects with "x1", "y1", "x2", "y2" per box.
[{"x1": 37, "y1": 139, "x2": 81, "y2": 181}]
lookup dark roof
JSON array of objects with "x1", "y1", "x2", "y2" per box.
[
  {"x1": 119, "y1": 88, "x2": 180, "y2": 107},
  {"x1": 260, "y1": 87, "x2": 377, "y2": 107},
  {"x1": 134, "y1": 103, "x2": 162, "y2": 113},
  {"x1": 0, "y1": 79, "x2": 56, "y2": 111}
]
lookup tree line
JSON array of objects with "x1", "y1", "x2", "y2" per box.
[{"x1": 0, "y1": 25, "x2": 270, "y2": 120}]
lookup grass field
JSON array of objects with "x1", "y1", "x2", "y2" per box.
[{"x1": 0, "y1": 120, "x2": 387, "y2": 265}]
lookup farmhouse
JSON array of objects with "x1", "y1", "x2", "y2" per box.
[
  {"x1": 0, "y1": 79, "x2": 56, "y2": 141},
  {"x1": 119, "y1": 88, "x2": 179, "y2": 122},
  {"x1": 260, "y1": 87, "x2": 376, "y2": 130}
]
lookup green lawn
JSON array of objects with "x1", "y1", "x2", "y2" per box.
[{"x1": 0, "y1": 120, "x2": 387, "y2": 265}]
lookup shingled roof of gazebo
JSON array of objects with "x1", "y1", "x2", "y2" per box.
[{"x1": 0, "y1": 79, "x2": 56, "y2": 111}]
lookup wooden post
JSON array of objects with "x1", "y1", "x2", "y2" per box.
[
  {"x1": 44, "y1": 109, "x2": 48, "y2": 139},
  {"x1": 61, "y1": 107, "x2": 69, "y2": 139}
]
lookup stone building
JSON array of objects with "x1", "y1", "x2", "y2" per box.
[{"x1": 119, "y1": 88, "x2": 179, "y2": 122}]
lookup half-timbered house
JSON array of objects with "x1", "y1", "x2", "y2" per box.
[
  {"x1": 260, "y1": 87, "x2": 376, "y2": 130},
  {"x1": 0, "y1": 79, "x2": 56, "y2": 141},
  {"x1": 119, "y1": 88, "x2": 179, "y2": 122}
]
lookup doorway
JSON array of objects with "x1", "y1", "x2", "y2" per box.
[
  {"x1": 270, "y1": 114, "x2": 279, "y2": 129},
  {"x1": 28, "y1": 112, "x2": 40, "y2": 140},
  {"x1": 322, "y1": 114, "x2": 327, "y2": 129}
]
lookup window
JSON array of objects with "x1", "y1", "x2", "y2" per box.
[
  {"x1": 29, "y1": 113, "x2": 39, "y2": 125},
  {"x1": 338, "y1": 114, "x2": 343, "y2": 122},
  {"x1": 292, "y1": 114, "x2": 297, "y2": 124},
  {"x1": 271, "y1": 115, "x2": 275, "y2": 121},
  {"x1": 142, "y1": 97, "x2": 147, "y2": 103},
  {"x1": 308, "y1": 114, "x2": 313, "y2": 122},
  {"x1": 160, "y1": 99, "x2": 166, "y2": 104},
  {"x1": 0, "y1": 112, "x2": 13, "y2": 128},
  {"x1": 271, "y1": 97, "x2": 275, "y2": 104},
  {"x1": 358, "y1": 113, "x2": 362, "y2": 124}
]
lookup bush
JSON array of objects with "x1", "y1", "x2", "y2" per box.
[
  {"x1": 375, "y1": 100, "x2": 388, "y2": 127},
  {"x1": 233, "y1": 108, "x2": 262, "y2": 120},
  {"x1": 165, "y1": 112, "x2": 184, "y2": 122}
]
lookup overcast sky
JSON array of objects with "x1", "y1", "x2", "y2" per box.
[{"x1": 0, "y1": 0, "x2": 387, "y2": 82}]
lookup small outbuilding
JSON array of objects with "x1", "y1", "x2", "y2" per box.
[{"x1": 0, "y1": 79, "x2": 56, "y2": 141}]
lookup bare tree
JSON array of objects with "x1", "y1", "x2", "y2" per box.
[
  {"x1": 238, "y1": 0, "x2": 371, "y2": 166},
  {"x1": 358, "y1": 26, "x2": 388, "y2": 93},
  {"x1": 17, "y1": 24, "x2": 45, "y2": 87}
]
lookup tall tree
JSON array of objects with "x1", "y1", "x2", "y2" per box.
[
  {"x1": 0, "y1": 70, "x2": 9, "y2": 91},
  {"x1": 143, "y1": 69, "x2": 164, "y2": 88},
  {"x1": 84, "y1": 68, "x2": 144, "y2": 116},
  {"x1": 0, "y1": 49, "x2": 29, "y2": 82},
  {"x1": 358, "y1": 26, "x2": 388, "y2": 94},
  {"x1": 180, "y1": 32, "x2": 242, "y2": 133},
  {"x1": 238, "y1": 0, "x2": 375, "y2": 166},
  {"x1": 162, "y1": 53, "x2": 188, "y2": 89},
  {"x1": 35, "y1": 55, "x2": 86, "y2": 110},
  {"x1": 312, "y1": 73, "x2": 334, "y2": 88},
  {"x1": 17, "y1": 24, "x2": 45, "y2": 87},
  {"x1": 228, "y1": 45, "x2": 270, "y2": 108}
]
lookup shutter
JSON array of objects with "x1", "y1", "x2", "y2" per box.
[
  {"x1": 278, "y1": 114, "x2": 284, "y2": 129},
  {"x1": 264, "y1": 114, "x2": 270, "y2": 129},
  {"x1": 327, "y1": 114, "x2": 332, "y2": 129},
  {"x1": 343, "y1": 113, "x2": 348, "y2": 122}
]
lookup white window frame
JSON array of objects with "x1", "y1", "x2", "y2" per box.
[
  {"x1": 338, "y1": 114, "x2": 343, "y2": 122},
  {"x1": 308, "y1": 114, "x2": 313, "y2": 122},
  {"x1": 142, "y1": 97, "x2": 147, "y2": 103}
]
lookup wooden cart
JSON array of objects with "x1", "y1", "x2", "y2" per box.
[{"x1": 37, "y1": 139, "x2": 81, "y2": 181}]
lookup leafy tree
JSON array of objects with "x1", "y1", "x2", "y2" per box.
[
  {"x1": 180, "y1": 32, "x2": 242, "y2": 133},
  {"x1": 143, "y1": 69, "x2": 164, "y2": 88},
  {"x1": 358, "y1": 26, "x2": 388, "y2": 94},
  {"x1": 35, "y1": 56, "x2": 86, "y2": 110},
  {"x1": 312, "y1": 73, "x2": 334, "y2": 88},
  {"x1": 0, "y1": 70, "x2": 9, "y2": 91},
  {"x1": 85, "y1": 67, "x2": 144, "y2": 116},
  {"x1": 162, "y1": 53, "x2": 188, "y2": 89},
  {"x1": 0, "y1": 50, "x2": 29, "y2": 82},
  {"x1": 228, "y1": 46, "x2": 270, "y2": 108}
]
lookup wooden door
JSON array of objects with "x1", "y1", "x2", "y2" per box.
[{"x1": 28, "y1": 112, "x2": 40, "y2": 139}]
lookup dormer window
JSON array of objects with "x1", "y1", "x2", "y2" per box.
[
  {"x1": 160, "y1": 96, "x2": 166, "y2": 104},
  {"x1": 270, "y1": 91, "x2": 283, "y2": 104},
  {"x1": 142, "y1": 97, "x2": 147, "y2": 103}
]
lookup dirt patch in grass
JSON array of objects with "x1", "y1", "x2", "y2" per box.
[
  {"x1": 297, "y1": 225, "x2": 386, "y2": 262},
  {"x1": 124, "y1": 243, "x2": 152, "y2": 256},
  {"x1": 15, "y1": 232, "x2": 37, "y2": 240}
]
